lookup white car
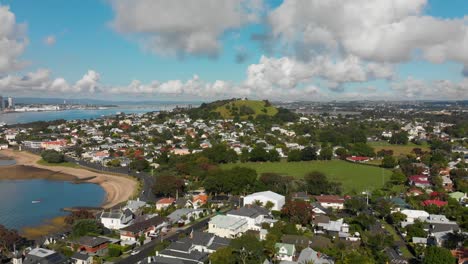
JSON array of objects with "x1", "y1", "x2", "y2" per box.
[{"x1": 131, "y1": 250, "x2": 140, "y2": 256}]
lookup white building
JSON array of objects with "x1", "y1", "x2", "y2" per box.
[
  {"x1": 400, "y1": 209, "x2": 430, "y2": 227},
  {"x1": 208, "y1": 215, "x2": 248, "y2": 238},
  {"x1": 226, "y1": 205, "x2": 275, "y2": 231},
  {"x1": 275, "y1": 243, "x2": 296, "y2": 261},
  {"x1": 100, "y1": 209, "x2": 133, "y2": 230},
  {"x1": 243, "y1": 191, "x2": 285, "y2": 211}
]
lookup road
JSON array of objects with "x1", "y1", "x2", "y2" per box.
[
  {"x1": 64, "y1": 155, "x2": 157, "y2": 202},
  {"x1": 115, "y1": 218, "x2": 210, "y2": 264},
  {"x1": 20, "y1": 147, "x2": 157, "y2": 203}
]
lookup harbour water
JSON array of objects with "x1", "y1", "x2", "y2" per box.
[
  {"x1": 0, "y1": 179, "x2": 105, "y2": 230},
  {"x1": 0, "y1": 103, "x2": 193, "y2": 125}
]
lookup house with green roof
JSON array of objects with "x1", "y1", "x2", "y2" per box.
[
  {"x1": 449, "y1": 191, "x2": 466, "y2": 202},
  {"x1": 275, "y1": 242, "x2": 296, "y2": 261}
]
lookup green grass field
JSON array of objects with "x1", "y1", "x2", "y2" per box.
[
  {"x1": 221, "y1": 160, "x2": 391, "y2": 193},
  {"x1": 214, "y1": 100, "x2": 278, "y2": 119},
  {"x1": 369, "y1": 141, "x2": 429, "y2": 156},
  {"x1": 37, "y1": 159, "x2": 80, "y2": 168}
]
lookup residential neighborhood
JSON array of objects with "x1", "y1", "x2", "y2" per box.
[{"x1": 0, "y1": 99, "x2": 467, "y2": 264}]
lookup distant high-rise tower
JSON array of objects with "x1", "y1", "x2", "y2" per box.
[
  {"x1": 7, "y1": 97, "x2": 13, "y2": 108},
  {"x1": 0, "y1": 96, "x2": 3, "y2": 110}
]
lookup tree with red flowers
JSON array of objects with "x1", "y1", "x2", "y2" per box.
[{"x1": 281, "y1": 200, "x2": 313, "y2": 225}]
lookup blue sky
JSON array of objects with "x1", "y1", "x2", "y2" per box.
[{"x1": 0, "y1": 0, "x2": 467, "y2": 101}]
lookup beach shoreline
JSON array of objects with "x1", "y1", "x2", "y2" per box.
[{"x1": 0, "y1": 149, "x2": 138, "y2": 209}]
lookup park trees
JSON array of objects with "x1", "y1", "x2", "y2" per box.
[
  {"x1": 304, "y1": 171, "x2": 341, "y2": 195},
  {"x1": 381, "y1": 155, "x2": 397, "y2": 168},
  {"x1": 204, "y1": 167, "x2": 257, "y2": 195},
  {"x1": 287, "y1": 149, "x2": 302, "y2": 162},
  {"x1": 319, "y1": 146, "x2": 333, "y2": 160},
  {"x1": 41, "y1": 149, "x2": 64, "y2": 163},
  {"x1": 230, "y1": 234, "x2": 265, "y2": 264},
  {"x1": 249, "y1": 146, "x2": 269, "y2": 162},
  {"x1": 281, "y1": 200, "x2": 313, "y2": 225},
  {"x1": 202, "y1": 144, "x2": 238, "y2": 164},
  {"x1": 152, "y1": 175, "x2": 184, "y2": 197},
  {"x1": 301, "y1": 146, "x2": 318, "y2": 161},
  {"x1": 209, "y1": 247, "x2": 235, "y2": 264},
  {"x1": 130, "y1": 158, "x2": 150, "y2": 171},
  {"x1": 423, "y1": 246, "x2": 455, "y2": 264},
  {"x1": 390, "y1": 131, "x2": 409, "y2": 145}
]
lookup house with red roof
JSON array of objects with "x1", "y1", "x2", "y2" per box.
[
  {"x1": 345, "y1": 156, "x2": 369, "y2": 163},
  {"x1": 190, "y1": 194, "x2": 208, "y2": 209},
  {"x1": 41, "y1": 139, "x2": 68, "y2": 151},
  {"x1": 406, "y1": 187, "x2": 425, "y2": 196},
  {"x1": 156, "y1": 198, "x2": 175, "y2": 210},
  {"x1": 409, "y1": 175, "x2": 431, "y2": 189},
  {"x1": 421, "y1": 200, "x2": 447, "y2": 207},
  {"x1": 314, "y1": 195, "x2": 345, "y2": 210}
]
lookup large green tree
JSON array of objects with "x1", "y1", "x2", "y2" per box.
[
  {"x1": 209, "y1": 247, "x2": 236, "y2": 264},
  {"x1": 304, "y1": 171, "x2": 341, "y2": 195},
  {"x1": 152, "y1": 175, "x2": 185, "y2": 197},
  {"x1": 423, "y1": 246, "x2": 455, "y2": 264},
  {"x1": 41, "y1": 149, "x2": 64, "y2": 163},
  {"x1": 71, "y1": 219, "x2": 104, "y2": 238},
  {"x1": 230, "y1": 234, "x2": 265, "y2": 264}
]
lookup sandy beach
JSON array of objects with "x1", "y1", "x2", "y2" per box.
[{"x1": 0, "y1": 149, "x2": 138, "y2": 209}]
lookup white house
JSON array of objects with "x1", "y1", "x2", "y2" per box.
[
  {"x1": 226, "y1": 205, "x2": 275, "y2": 231},
  {"x1": 400, "y1": 209, "x2": 430, "y2": 227},
  {"x1": 314, "y1": 195, "x2": 345, "y2": 210},
  {"x1": 243, "y1": 191, "x2": 285, "y2": 211},
  {"x1": 275, "y1": 243, "x2": 296, "y2": 261},
  {"x1": 100, "y1": 209, "x2": 133, "y2": 230},
  {"x1": 71, "y1": 252, "x2": 93, "y2": 264},
  {"x1": 208, "y1": 215, "x2": 248, "y2": 238}
]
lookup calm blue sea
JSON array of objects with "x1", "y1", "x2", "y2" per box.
[
  {"x1": 0, "y1": 179, "x2": 105, "y2": 230},
  {"x1": 0, "y1": 103, "x2": 188, "y2": 125}
]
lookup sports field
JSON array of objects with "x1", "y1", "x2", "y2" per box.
[
  {"x1": 369, "y1": 141, "x2": 429, "y2": 156},
  {"x1": 221, "y1": 160, "x2": 391, "y2": 193}
]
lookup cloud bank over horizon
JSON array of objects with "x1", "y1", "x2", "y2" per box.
[{"x1": 0, "y1": 0, "x2": 467, "y2": 101}]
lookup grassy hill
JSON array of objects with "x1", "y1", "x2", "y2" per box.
[
  {"x1": 214, "y1": 99, "x2": 278, "y2": 119},
  {"x1": 221, "y1": 160, "x2": 391, "y2": 193}
]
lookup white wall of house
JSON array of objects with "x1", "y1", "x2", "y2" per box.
[{"x1": 243, "y1": 191, "x2": 285, "y2": 211}]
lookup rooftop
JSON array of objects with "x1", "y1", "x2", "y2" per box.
[{"x1": 209, "y1": 215, "x2": 247, "y2": 230}]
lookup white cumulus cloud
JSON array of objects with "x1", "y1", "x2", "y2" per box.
[
  {"x1": 0, "y1": 5, "x2": 28, "y2": 73},
  {"x1": 109, "y1": 0, "x2": 264, "y2": 57}
]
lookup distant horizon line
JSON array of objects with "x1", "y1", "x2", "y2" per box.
[{"x1": 4, "y1": 96, "x2": 468, "y2": 105}]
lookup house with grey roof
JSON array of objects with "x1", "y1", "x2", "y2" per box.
[
  {"x1": 296, "y1": 247, "x2": 334, "y2": 264},
  {"x1": 71, "y1": 252, "x2": 92, "y2": 264},
  {"x1": 22, "y1": 248, "x2": 67, "y2": 264},
  {"x1": 152, "y1": 232, "x2": 226, "y2": 264},
  {"x1": 120, "y1": 216, "x2": 168, "y2": 242},
  {"x1": 226, "y1": 205, "x2": 275, "y2": 231},
  {"x1": 168, "y1": 208, "x2": 205, "y2": 225},
  {"x1": 208, "y1": 215, "x2": 249, "y2": 238},
  {"x1": 100, "y1": 208, "x2": 133, "y2": 230},
  {"x1": 123, "y1": 199, "x2": 147, "y2": 214}
]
